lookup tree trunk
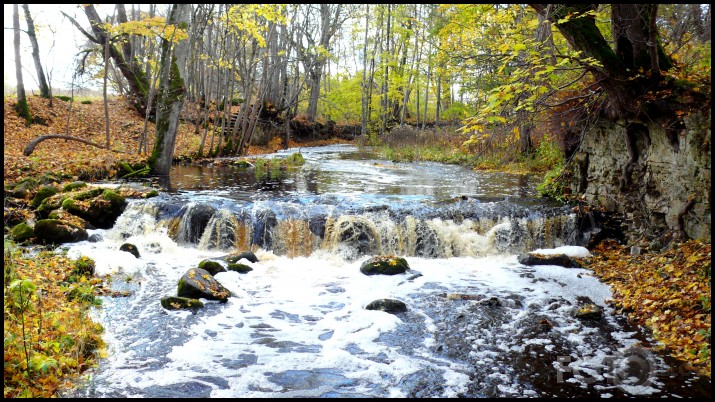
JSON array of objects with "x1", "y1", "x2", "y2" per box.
[
  {"x1": 530, "y1": 4, "x2": 673, "y2": 119},
  {"x1": 13, "y1": 4, "x2": 31, "y2": 123},
  {"x1": 150, "y1": 4, "x2": 191, "y2": 176},
  {"x1": 82, "y1": 4, "x2": 151, "y2": 117},
  {"x1": 22, "y1": 4, "x2": 50, "y2": 99},
  {"x1": 360, "y1": 4, "x2": 370, "y2": 137}
]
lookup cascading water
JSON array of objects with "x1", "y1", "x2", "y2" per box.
[{"x1": 62, "y1": 145, "x2": 710, "y2": 398}]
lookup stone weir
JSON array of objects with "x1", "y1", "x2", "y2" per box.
[{"x1": 110, "y1": 194, "x2": 585, "y2": 260}]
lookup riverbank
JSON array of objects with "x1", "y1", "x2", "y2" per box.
[{"x1": 3, "y1": 95, "x2": 710, "y2": 396}]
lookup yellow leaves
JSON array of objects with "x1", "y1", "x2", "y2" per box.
[
  {"x1": 586, "y1": 239, "x2": 711, "y2": 377},
  {"x1": 224, "y1": 4, "x2": 285, "y2": 47}
]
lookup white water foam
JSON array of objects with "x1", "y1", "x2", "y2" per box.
[{"x1": 63, "y1": 227, "x2": 664, "y2": 397}]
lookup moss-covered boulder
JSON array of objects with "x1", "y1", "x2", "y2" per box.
[
  {"x1": 62, "y1": 189, "x2": 127, "y2": 229},
  {"x1": 225, "y1": 251, "x2": 259, "y2": 264},
  {"x1": 36, "y1": 193, "x2": 70, "y2": 218},
  {"x1": 120, "y1": 243, "x2": 141, "y2": 258},
  {"x1": 517, "y1": 253, "x2": 582, "y2": 268},
  {"x1": 34, "y1": 219, "x2": 88, "y2": 244},
  {"x1": 177, "y1": 268, "x2": 231, "y2": 302},
  {"x1": 161, "y1": 296, "x2": 204, "y2": 311},
  {"x1": 10, "y1": 222, "x2": 34, "y2": 242},
  {"x1": 198, "y1": 259, "x2": 225, "y2": 276},
  {"x1": 31, "y1": 185, "x2": 59, "y2": 208},
  {"x1": 359, "y1": 255, "x2": 409, "y2": 276},
  {"x1": 8, "y1": 178, "x2": 38, "y2": 199},
  {"x1": 62, "y1": 181, "x2": 87, "y2": 192},
  {"x1": 227, "y1": 263, "x2": 253, "y2": 274},
  {"x1": 365, "y1": 298, "x2": 407, "y2": 314}
]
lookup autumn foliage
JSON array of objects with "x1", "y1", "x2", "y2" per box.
[{"x1": 585, "y1": 240, "x2": 711, "y2": 377}]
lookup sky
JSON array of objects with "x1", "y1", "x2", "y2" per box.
[{"x1": 3, "y1": 4, "x2": 151, "y2": 94}]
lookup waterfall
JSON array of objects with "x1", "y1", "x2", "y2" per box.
[{"x1": 111, "y1": 197, "x2": 582, "y2": 259}]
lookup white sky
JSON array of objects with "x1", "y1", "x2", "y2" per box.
[{"x1": 3, "y1": 4, "x2": 150, "y2": 94}]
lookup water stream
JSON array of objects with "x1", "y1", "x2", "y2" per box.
[{"x1": 62, "y1": 145, "x2": 710, "y2": 398}]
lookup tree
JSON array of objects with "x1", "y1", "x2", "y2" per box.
[
  {"x1": 149, "y1": 4, "x2": 191, "y2": 176},
  {"x1": 529, "y1": 4, "x2": 673, "y2": 119},
  {"x1": 22, "y1": 4, "x2": 50, "y2": 99},
  {"x1": 64, "y1": 4, "x2": 152, "y2": 116},
  {"x1": 13, "y1": 4, "x2": 31, "y2": 124}
]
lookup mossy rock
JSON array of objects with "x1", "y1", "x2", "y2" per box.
[
  {"x1": 63, "y1": 181, "x2": 87, "y2": 192},
  {"x1": 144, "y1": 190, "x2": 160, "y2": 198},
  {"x1": 37, "y1": 193, "x2": 70, "y2": 217},
  {"x1": 177, "y1": 268, "x2": 231, "y2": 302},
  {"x1": 365, "y1": 298, "x2": 407, "y2": 314},
  {"x1": 8, "y1": 178, "x2": 38, "y2": 199},
  {"x1": 119, "y1": 243, "x2": 141, "y2": 258},
  {"x1": 359, "y1": 255, "x2": 409, "y2": 276},
  {"x1": 39, "y1": 172, "x2": 64, "y2": 185},
  {"x1": 10, "y1": 222, "x2": 34, "y2": 242},
  {"x1": 62, "y1": 189, "x2": 127, "y2": 229},
  {"x1": 198, "y1": 259, "x2": 225, "y2": 276},
  {"x1": 161, "y1": 296, "x2": 204, "y2": 311},
  {"x1": 31, "y1": 185, "x2": 59, "y2": 208},
  {"x1": 73, "y1": 187, "x2": 105, "y2": 201},
  {"x1": 225, "y1": 251, "x2": 259, "y2": 264},
  {"x1": 33, "y1": 219, "x2": 88, "y2": 244},
  {"x1": 227, "y1": 263, "x2": 253, "y2": 274}
]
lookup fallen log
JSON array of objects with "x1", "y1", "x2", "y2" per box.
[{"x1": 24, "y1": 134, "x2": 107, "y2": 156}]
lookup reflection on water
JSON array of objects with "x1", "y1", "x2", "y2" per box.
[{"x1": 168, "y1": 145, "x2": 540, "y2": 202}]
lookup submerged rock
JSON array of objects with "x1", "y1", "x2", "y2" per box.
[
  {"x1": 365, "y1": 298, "x2": 407, "y2": 314},
  {"x1": 360, "y1": 255, "x2": 409, "y2": 276},
  {"x1": 161, "y1": 296, "x2": 204, "y2": 311},
  {"x1": 571, "y1": 303, "x2": 603, "y2": 320},
  {"x1": 517, "y1": 253, "x2": 582, "y2": 268},
  {"x1": 227, "y1": 263, "x2": 253, "y2": 274},
  {"x1": 225, "y1": 251, "x2": 259, "y2": 264},
  {"x1": 120, "y1": 243, "x2": 141, "y2": 258},
  {"x1": 177, "y1": 268, "x2": 231, "y2": 302}
]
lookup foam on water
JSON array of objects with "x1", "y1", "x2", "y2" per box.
[{"x1": 64, "y1": 230, "x2": 673, "y2": 397}]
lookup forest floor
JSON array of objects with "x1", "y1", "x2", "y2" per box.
[{"x1": 3, "y1": 95, "x2": 711, "y2": 397}]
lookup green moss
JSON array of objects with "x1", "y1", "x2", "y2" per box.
[
  {"x1": 10, "y1": 223, "x2": 34, "y2": 242},
  {"x1": 61, "y1": 197, "x2": 77, "y2": 211},
  {"x1": 31, "y1": 186, "x2": 59, "y2": 208},
  {"x1": 144, "y1": 190, "x2": 160, "y2": 198},
  {"x1": 227, "y1": 263, "x2": 253, "y2": 274},
  {"x1": 74, "y1": 188, "x2": 105, "y2": 201},
  {"x1": 16, "y1": 96, "x2": 32, "y2": 124},
  {"x1": 102, "y1": 190, "x2": 126, "y2": 208},
  {"x1": 198, "y1": 259, "x2": 225, "y2": 275},
  {"x1": 63, "y1": 181, "x2": 87, "y2": 192}
]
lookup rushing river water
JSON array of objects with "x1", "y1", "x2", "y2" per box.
[{"x1": 63, "y1": 145, "x2": 710, "y2": 398}]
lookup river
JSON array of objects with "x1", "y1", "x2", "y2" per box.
[{"x1": 62, "y1": 145, "x2": 710, "y2": 398}]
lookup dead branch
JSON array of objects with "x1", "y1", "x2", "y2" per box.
[{"x1": 23, "y1": 134, "x2": 107, "y2": 156}]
